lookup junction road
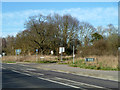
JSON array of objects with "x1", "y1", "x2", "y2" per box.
[{"x1": 2, "y1": 63, "x2": 119, "y2": 89}]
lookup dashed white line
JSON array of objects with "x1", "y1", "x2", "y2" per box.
[
  {"x1": 37, "y1": 77, "x2": 81, "y2": 89},
  {"x1": 12, "y1": 70, "x2": 32, "y2": 76},
  {"x1": 19, "y1": 64, "x2": 27, "y2": 67},
  {"x1": 26, "y1": 68, "x2": 36, "y2": 71},
  {"x1": 12, "y1": 69, "x2": 44, "y2": 76},
  {"x1": 5, "y1": 65, "x2": 108, "y2": 89},
  {"x1": 21, "y1": 73, "x2": 32, "y2": 76},
  {"x1": 12, "y1": 70, "x2": 21, "y2": 73},
  {"x1": 37, "y1": 73, "x2": 44, "y2": 76},
  {"x1": 21, "y1": 69, "x2": 44, "y2": 76}
]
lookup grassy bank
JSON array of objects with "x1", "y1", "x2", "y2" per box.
[
  {"x1": 2, "y1": 55, "x2": 119, "y2": 71},
  {"x1": 59, "y1": 55, "x2": 119, "y2": 71}
]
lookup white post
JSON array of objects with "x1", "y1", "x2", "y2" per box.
[{"x1": 73, "y1": 46, "x2": 74, "y2": 64}]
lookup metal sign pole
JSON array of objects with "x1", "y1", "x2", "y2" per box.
[
  {"x1": 36, "y1": 52, "x2": 37, "y2": 62},
  {"x1": 73, "y1": 46, "x2": 74, "y2": 64},
  {"x1": 16, "y1": 53, "x2": 18, "y2": 61},
  {"x1": 15, "y1": 50, "x2": 18, "y2": 61},
  {"x1": 61, "y1": 52, "x2": 62, "y2": 61},
  {"x1": 59, "y1": 47, "x2": 65, "y2": 62},
  {"x1": 36, "y1": 49, "x2": 38, "y2": 62}
]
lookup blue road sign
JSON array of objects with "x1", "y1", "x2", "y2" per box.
[
  {"x1": 36, "y1": 49, "x2": 38, "y2": 52},
  {"x1": 15, "y1": 49, "x2": 21, "y2": 55}
]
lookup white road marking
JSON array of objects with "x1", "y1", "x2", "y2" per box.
[
  {"x1": 19, "y1": 64, "x2": 27, "y2": 66},
  {"x1": 54, "y1": 77, "x2": 105, "y2": 88},
  {"x1": 51, "y1": 70, "x2": 118, "y2": 82},
  {"x1": 12, "y1": 70, "x2": 21, "y2": 73},
  {"x1": 21, "y1": 73, "x2": 32, "y2": 76},
  {"x1": 38, "y1": 77, "x2": 81, "y2": 89},
  {"x1": 26, "y1": 71, "x2": 44, "y2": 76},
  {"x1": 26, "y1": 68, "x2": 36, "y2": 71},
  {"x1": 12, "y1": 70, "x2": 32, "y2": 76},
  {"x1": 37, "y1": 73, "x2": 44, "y2": 76},
  {"x1": 5, "y1": 65, "x2": 110, "y2": 89},
  {"x1": 21, "y1": 69, "x2": 44, "y2": 76}
]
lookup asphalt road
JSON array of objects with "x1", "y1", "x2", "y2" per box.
[{"x1": 2, "y1": 63, "x2": 119, "y2": 89}]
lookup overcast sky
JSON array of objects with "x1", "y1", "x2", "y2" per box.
[{"x1": 2, "y1": 2, "x2": 118, "y2": 37}]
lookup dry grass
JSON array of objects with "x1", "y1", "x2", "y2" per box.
[
  {"x1": 2, "y1": 55, "x2": 17, "y2": 61},
  {"x1": 95, "y1": 55, "x2": 118, "y2": 68},
  {"x1": 2, "y1": 55, "x2": 118, "y2": 70},
  {"x1": 2, "y1": 55, "x2": 59, "y2": 62},
  {"x1": 65, "y1": 55, "x2": 118, "y2": 69}
]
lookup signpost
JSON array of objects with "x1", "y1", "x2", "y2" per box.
[
  {"x1": 15, "y1": 49, "x2": 21, "y2": 55},
  {"x1": 15, "y1": 49, "x2": 21, "y2": 61},
  {"x1": 36, "y1": 49, "x2": 38, "y2": 62},
  {"x1": 59, "y1": 47, "x2": 65, "y2": 61}
]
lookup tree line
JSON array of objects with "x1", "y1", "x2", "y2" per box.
[{"x1": 1, "y1": 13, "x2": 119, "y2": 56}]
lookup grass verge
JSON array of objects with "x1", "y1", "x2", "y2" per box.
[
  {"x1": 2, "y1": 61, "x2": 16, "y2": 63},
  {"x1": 59, "y1": 58, "x2": 119, "y2": 71}
]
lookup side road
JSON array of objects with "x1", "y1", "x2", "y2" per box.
[{"x1": 17, "y1": 62, "x2": 119, "y2": 82}]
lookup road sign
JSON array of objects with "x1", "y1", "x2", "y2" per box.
[
  {"x1": 59, "y1": 47, "x2": 65, "y2": 54},
  {"x1": 73, "y1": 55, "x2": 75, "y2": 57},
  {"x1": 59, "y1": 47, "x2": 65, "y2": 61},
  {"x1": 2, "y1": 53, "x2": 5, "y2": 56},
  {"x1": 85, "y1": 58, "x2": 94, "y2": 62},
  {"x1": 51, "y1": 50, "x2": 54, "y2": 55},
  {"x1": 36, "y1": 49, "x2": 38, "y2": 52},
  {"x1": 118, "y1": 47, "x2": 120, "y2": 50},
  {"x1": 15, "y1": 49, "x2": 21, "y2": 55},
  {"x1": 0, "y1": 54, "x2": 2, "y2": 58}
]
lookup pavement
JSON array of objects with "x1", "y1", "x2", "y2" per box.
[{"x1": 17, "y1": 62, "x2": 119, "y2": 82}]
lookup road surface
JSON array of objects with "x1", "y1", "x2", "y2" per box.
[{"x1": 2, "y1": 63, "x2": 119, "y2": 89}]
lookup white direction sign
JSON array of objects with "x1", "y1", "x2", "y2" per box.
[
  {"x1": 118, "y1": 47, "x2": 120, "y2": 50},
  {"x1": 2, "y1": 53, "x2": 5, "y2": 56},
  {"x1": 59, "y1": 47, "x2": 65, "y2": 54},
  {"x1": 0, "y1": 54, "x2": 2, "y2": 58},
  {"x1": 51, "y1": 50, "x2": 54, "y2": 55}
]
